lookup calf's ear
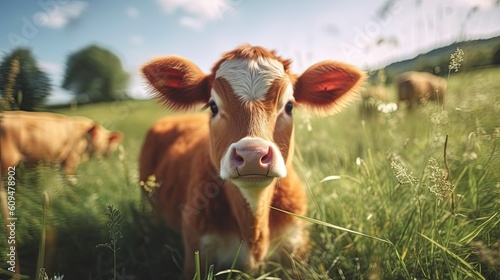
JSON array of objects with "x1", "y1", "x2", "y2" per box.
[
  {"x1": 87, "y1": 124, "x2": 99, "y2": 138},
  {"x1": 109, "y1": 132, "x2": 122, "y2": 143},
  {"x1": 141, "y1": 56, "x2": 211, "y2": 110},
  {"x1": 294, "y1": 61, "x2": 366, "y2": 115}
]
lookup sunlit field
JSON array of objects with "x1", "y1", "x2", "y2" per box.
[{"x1": 1, "y1": 67, "x2": 499, "y2": 279}]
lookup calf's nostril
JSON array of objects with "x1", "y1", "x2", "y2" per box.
[
  {"x1": 236, "y1": 155, "x2": 244, "y2": 163},
  {"x1": 260, "y1": 147, "x2": 273, "y2": 165},
  {"x1": 233, "y1": 149, "x2": 244, "y2": 163}
]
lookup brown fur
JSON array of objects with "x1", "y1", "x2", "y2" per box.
[{"x1": 140, "y1": 45, "x2": 365, "y2": 278}]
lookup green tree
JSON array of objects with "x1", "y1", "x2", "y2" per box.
[
  {"x1": 0, "y1": 58, "x2": 20, "y2": 110},
  {"x1": 0, "y1": 48, "x2": 51, "y2": 111},
  {"x1": 62, "y1": 45, "x2": 129, "y2": 103}
]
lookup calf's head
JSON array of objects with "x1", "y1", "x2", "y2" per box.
[{"x1": 142, "y1": 45, "x2": 364, "y2": 189}]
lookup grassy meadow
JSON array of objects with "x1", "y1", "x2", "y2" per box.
[{"x1": 1, "y1": 66, "x2": 499, "y2": 279}]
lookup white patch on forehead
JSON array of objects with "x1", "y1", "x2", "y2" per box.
[
  {"x1": 215, "y1": 57, "x2": 286, "y2": 101},
  {"x1": 210, "y1": 89, "x2": 222, "y2": 106}
]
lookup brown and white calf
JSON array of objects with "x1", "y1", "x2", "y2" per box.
[{"x1": 139, "y1": 45, "x2": 365, "y2": 277}]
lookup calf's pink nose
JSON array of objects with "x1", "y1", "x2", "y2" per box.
[{"x1": 231, "y1": 146, "x2": 273, "y2": 176}]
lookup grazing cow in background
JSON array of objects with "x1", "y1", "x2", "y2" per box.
[
  {"x1": 0, "y1": 111, "x2": 123, "y2": 174},
  {"x1": 139, "y1": 44, "x2": 365, "y2": 277},
  {"x1": 397, "y1": 71, "x2": 447, "y2": 110},
  {"x1": 0, "y1": 110, "x2": 122, "y2": 279}
]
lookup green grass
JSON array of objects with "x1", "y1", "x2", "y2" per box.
[{"x1": 1, "y1": 66, "x2": 499, "y2": 279}]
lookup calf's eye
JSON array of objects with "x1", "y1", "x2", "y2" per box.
[
  {"x1": 209, "y1": 101, "x2": 218, "y2": 116},
  {"x1": 285, "y1": 102, "x2": 294, "y2": 114}
]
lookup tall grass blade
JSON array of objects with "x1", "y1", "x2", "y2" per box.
[
  {"x1": 36, "y1": 192, "x2": 49, "y2": 279},
  {"x1": 215, "y1": 269, "x2": 248, "y2": 278},
  {"x1": 392, "y1": 246, "x2": 411, "y2": 279},
  {"x1": 194, "y1": 250, "x2": 200, "y2": 280},
  {"x1": 226, "y1": 241, "x2": 243, "y2": 280},
  {"x1": 459, "y1": 212, "x2": 499, "y2": 244},
  {"x1": 420, "y1": 234, "x2": 486, "y2": 280},
  {"x1": 320, "y1": 175, "x2": 342, "y2": 183},
  {"x1": 206, "y1": 265, "x2": 214, "y2": 280},
  {"x1": 270, "y1": 206, "x2": 391, "y2": 244}
]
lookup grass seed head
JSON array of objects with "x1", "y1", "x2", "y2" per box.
[
  {"x1": 449, "y1": 47, "x2": 464, "y2": 72},
  {"x1": 391, "y1": 160, "x2": 419, "y2": 186},
  {"x1": 426, "y1": 157, "x2": 454, "y2": 199}
]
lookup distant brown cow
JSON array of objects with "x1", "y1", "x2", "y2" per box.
[
  {"x1": 0, "y1": 110, "x2": 122, "y2": 278},
  {"x1": 397, "y1": 71, "x2": 447, "y2": 109},
  {"x1": 0, "y1": 110, "x2": 122, "y2": 174}
]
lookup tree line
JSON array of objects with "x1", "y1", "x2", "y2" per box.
[
  {"x1": 0, "y1": 45, "x2": 129, "y2": 111},
  {"x1": 370, "y1": 37, "x2": 500, "y2": 85}
]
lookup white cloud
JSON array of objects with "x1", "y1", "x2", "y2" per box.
[
  {"x1": 126, "y1": 6, "x2": 140, "y2": 18},
  {"x1": 155, "y1": 0, "x2": 238, "y2": 30},
  {"x1": 35, "y1": 1, "x2": 88, "y2": 29},
  {"x1": 130, "y1": 35, "x2": 144, "y2": 45}
]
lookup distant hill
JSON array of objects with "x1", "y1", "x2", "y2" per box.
[{"x1": 373, "y1": 35, "x2": 500, "y2": 83}]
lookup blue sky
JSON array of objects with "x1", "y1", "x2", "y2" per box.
[{"x1": 1, "y1": 0, "x2": 499, "y2": 104}]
